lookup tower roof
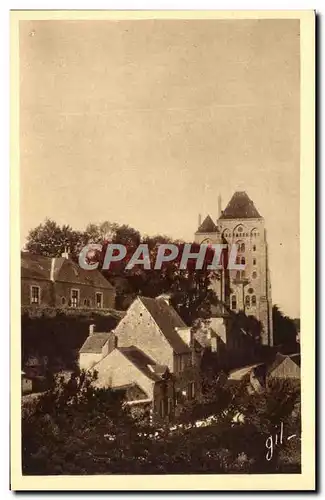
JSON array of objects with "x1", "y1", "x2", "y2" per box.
[
  {"x1": 219, "y1": 191, "x2": 262, "y2": 220},
  {"x1": 196, "y1": 215, "x2": 218, "y2": 234}
]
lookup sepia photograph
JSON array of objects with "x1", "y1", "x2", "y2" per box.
[{"x1": 10, "y1": 10, "x2": 315, "y2": 491}]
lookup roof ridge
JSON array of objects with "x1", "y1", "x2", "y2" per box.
[{"x1": 219, "y1": 191, "x2": 262, "y2": 220}]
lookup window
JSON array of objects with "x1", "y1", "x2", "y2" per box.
[
  {"x1": 236, "y1": 271, "x2": 240, "y2": 280},
  {"x1": 248, "y1": 288, "x2": 254, "y2": 294},
  {"x1": 95, "y1": 292, "x2": 103, "y2": 308},
  {"x1": 252, "y1": 271, "x2": 257, "y2": 279},
  {"x1": 61, "y1": 297, "x2": 66, "y2": 306},
  {"x1": 84, "y1": 298, "x2": 91, "y2": 307},
  {"x1": 236, "y1": 255, "x2": 240, "y2": 265},
  {"x1": 245, "y1": 295, "x2": 250, "y2": 308},
  {"x1": 237, "y1": 225, "x2": 243, "y2": 233},
  {"x1": 237, "y1": 242, "x2": 245, "y2": 253},
  {"x1": 70, "y1": 289, "x2": 79, "y2": 308},
  {"x1": 241, "y1": 257, "x2": 245, "y2": 265},
  {"x1": 188, "y1": 382, "x2": 195, "y2": 400},
  {"x1": 231, "y1": 295, "x2": 237, "y2": 310},
  {"x1": 253, "y1": 245, "x2": 256, "y2": 251},
  {"x1": 253, "y1": 258, "x2": 256, "y2": 265},
  {"x1": 30, "y1": 286, "x2": 40, "y2": 304},
  {"x1": 252, "y1": 295, "x2": 257, "y2": 306}
]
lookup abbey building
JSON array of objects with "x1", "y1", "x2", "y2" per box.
[{"x1": 194, "y1": 191, "x2": 273, "y2": 346}]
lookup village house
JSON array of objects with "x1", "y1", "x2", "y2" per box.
[
  {"x1": 228, "y1": 352, "x2": 300, "y2": 393},
  {"x1": 267, "y1": 353, "x2": 300, "y2": 384},
  {"x1": 78, "y1": 295, "x2": 197, "y2": 419},
  {"x1": 21, "y1": 251, "x2": 115, "y2": 310}
]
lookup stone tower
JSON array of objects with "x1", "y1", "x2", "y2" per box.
[{"x1": 194, "y1": 191, "x2": 273, "y2": 346}]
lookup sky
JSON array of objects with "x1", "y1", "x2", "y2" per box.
[{"x1": 19, "y1": 19, "x2": 300, "y2": 318}]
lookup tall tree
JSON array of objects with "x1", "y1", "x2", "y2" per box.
[
  {"x1": 25, "y1": 219, "x2": 83, "y2": 259},
  {"x1": 272, "y1": 305, "x2": 299, "y2": 353}
]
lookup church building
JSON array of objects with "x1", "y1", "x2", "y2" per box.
[{"x1": 194, "y1": 191, "x2": 273, "y2": 346}]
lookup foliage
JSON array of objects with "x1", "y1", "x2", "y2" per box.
[
  {"x1": 22, "y1": 371, "x2": 301, "y2": 475},
  {"x1": 21, "y1": 312, "x2": 121, "y2": 371},
  {"x1": 273, "y1": 305, "x2": 299, "y2": 353},
  {"x1": 25, "y1": 219, "x2": 86, "y2": 260},
  {"x1": 25, "y1": 219, "x2": 220, "y2": 323}
]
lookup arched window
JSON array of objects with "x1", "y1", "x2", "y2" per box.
[
  {"x1": 245, "y1": 295, "x2": 250, "y2": 308},
  {"x1": 236, "y1": 256, "x2": 240, "y2": 265},
  {"x1": 237, "y1": 225, "x2": 243, "y2": 233},
  {"x1": 241, "y1": 257, "x2": 245, "y2": 265},
  {"x1": 253, "y1": 245, "x2": 256, "y2": 252},
  {"x1": 241, "y1": 270, "x2": 246, "y2": 279},
  {"x1": 241, "y1": 243, "x2": 245, "y2": 252},
  {"x1": 252, "y1": 271, "x2": 257, "y2": 279},
  {"x1": 231, "y1": 295, "x2": 237, "y2": 310},
  {"x1": 84, "y1": 298, "x2": 88, "y2": 306},
  {"x1": 61, "y1": 297, "x2": 66, "y2": 306},
  {"x1": 253, "y1": 258, "x2": 256, "y2": 265},
  {"x1": 252, "y1": 295, "x2": 256, "y2": 306}
]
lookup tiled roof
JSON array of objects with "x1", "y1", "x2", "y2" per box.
[
  {"x1": 118, "y1": 346, "x2": 163, "y2": 381},
  {"x1": 139, "y1": 296, "x2": 191, "y2": 354},
  {"x1": 196, "y1": 215, "x2": 218, "y2": 234},
  {"x1": 219, "y1": 192, "x2": 262, "y2": 219},
  {"x1": 79, "y1": 332, "x2": 111, "y2": 353},
  {"x1": 21, "y1": 252, "x2": 114, "y2": 289}
]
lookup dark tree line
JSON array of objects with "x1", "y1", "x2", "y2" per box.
[{"x1": 22, "y1": 371, "x2": 301, "y2": 475}]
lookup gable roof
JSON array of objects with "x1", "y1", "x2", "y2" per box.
[
  {"x1": 21, "y1": 252, "x2": 114, "y2": 289},
  {"x1": 219, "y1": 192, "x2": 262, "y2": 220},
  {"x1": 267, "y1": 353, "x2": 301, "y2": 375},
  {"x1": 139, "y1": 296, "x2": 191, "y2": 354},
  {"x1": 118, "y1": 346, "x2": 164, "y2": 381},
  {"x1": 196, "y1": 215, "x2": 218, "y2": 234},
  {"x1": 79, "y1": 332, "x2": 111, "y2": 353}
]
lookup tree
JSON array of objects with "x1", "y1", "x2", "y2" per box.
[
  {"x1": 22, "y1": 371, "x2": 137, "y2": 475},
  {"x1": 273, "y1": 305, "x2": 299, "y2": 353},
  {"x1": 25, "y1": 219, "x2": 84, "y2": 260}
]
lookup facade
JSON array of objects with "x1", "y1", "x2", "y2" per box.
[
  {"x1": 112, "y1": 296, "x2": 192, "y2": 374},
  {"x1": 21, "y1": 252, "x2": 115, "y2": 310},
  {"x1": 194, "y1": 191, "x2": 273, "y2": 346},
  {"x1": 78, "y1": 296, "x2": 196, "y2": 419}
]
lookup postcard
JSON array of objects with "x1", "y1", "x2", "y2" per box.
[{"x1": 10, "y1": 10, "x2": 315, "y2": 491}]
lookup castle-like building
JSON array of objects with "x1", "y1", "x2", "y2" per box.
[{"x1": 194, "y1": 191, "x2": 273, "y2": 346}]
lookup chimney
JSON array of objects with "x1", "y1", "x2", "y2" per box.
[
  {"x1": 198, "y1": 213, "x2": 202, "y2": 228},
  {"x1": 89, "y1": 324, "x2": 95, "y2": 336},
  {"x1": 62, "y1": 246, "x2": 70, "y2": 259},
  {"x1": 218, "y1": 195, "x2": 222, "y2": 218}
]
